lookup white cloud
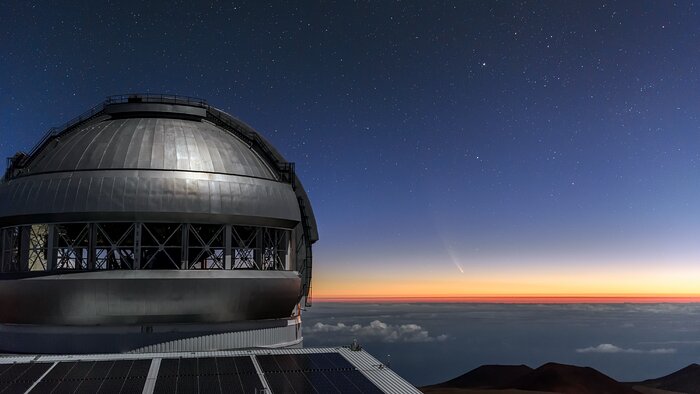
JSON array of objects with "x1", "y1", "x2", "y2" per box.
[
  {"x1": 307, "y1": 320, "x2": 449, "y2": 343},
  {"x1": 576, "y1": 343, "x2": 676, "y2": 354}
]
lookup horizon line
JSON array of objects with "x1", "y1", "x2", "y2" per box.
[{"x1": 312, "y1": 295, "x2": 700, "y2": 303}]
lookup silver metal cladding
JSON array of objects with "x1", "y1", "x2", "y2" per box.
[{"x1": 0, "y1": 95, "x2": 318, "y2": 338}]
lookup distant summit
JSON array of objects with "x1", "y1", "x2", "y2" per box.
[
  {"x1": 427, "y1": 364, "x2": 533, "y2": 389},
  {"x1": 422, "y1": 362, "x2": 700, "y2": 394},
  {"x1": 510, "y1": 362, "x2": 638, "y2": 394},
  {"x1": 632, "y1": 363, "x2": 700, "y2": 394}
]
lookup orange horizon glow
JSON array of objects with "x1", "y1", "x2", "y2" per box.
[
  {"x1": 312, "y1": 295, "x2": 700, "y2": 303},
  {"x1": 310, "y1": 262, "x2": 700, "y2": 302}
]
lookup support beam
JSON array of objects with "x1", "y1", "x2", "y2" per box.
[
  {"x1": 88, "y1": 223, "x2": 96, "y2": 270},
  {"x1": 19, "y1": 226, "x2": 30, "y2": 272},
  {"x1": 0, "y1": 228, "x2": 5, "y2": 273},
  {"x1": 133, "y1": 223, "x2": 142, "y2": 270},
  {"x1": 255, "y1": 227, "x2": 262, "y2": 269},
  {"x1": 181, "y1": 224, "x2": 189, "y2": 269},
  {"x1": 141, "y1": 358, "x2": 161, "y2": 394},
  {"x1": 224, "y1": 224, "x2": 232, "y2": 270},
  {"x1": 46, "y1": 224, "x2": 55, "y2": 271},
  {"x1": 284, "y1": 230, "x2": 291, "y2": 270}
]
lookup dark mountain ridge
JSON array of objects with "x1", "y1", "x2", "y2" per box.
[
  {"x1": 423, "y1": 362, "x2": 700, "y2": 394},
  {"x1": 431, "y1": 364, "x2": 534, "y2": 389},
  {"x1": 631, "y1": 363, "x2": 700, "y2": 394}
]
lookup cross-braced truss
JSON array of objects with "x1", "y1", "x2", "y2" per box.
[
  {"x1": 27, "y1": 224, "x2": 49, "y2": 271},
  {"x1": 55, "y1": 224, "x2": 90, "y2": 270},
  {"x1": 262, "y1": 227, "x2": 287, "y2": 271},
  {"x1": 1, "y1": 227, "x2": 20, "y2": 273},
  {"x1": 141, "y1": 223, "x2": 182, "y2": 269},
  {"x1": 232, "y1": 226, "x2": 259, "y2": 269},
  {"x1": 0, "y1": 223, "x2": 292, "y2": 273},
  {"x1": 95, "y1": 223, "x2": 135, "y2": 270},
  {"x1": 187, "y1": 224, "x2": 225, "y2": 269}
]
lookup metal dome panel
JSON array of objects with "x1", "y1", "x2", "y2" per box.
[
  {"x1": 26, "y1": 118, "x2": 275, "y2": 180},
  {"x1": 0, "y1": 170, "x2": 300, "y2": 227}
]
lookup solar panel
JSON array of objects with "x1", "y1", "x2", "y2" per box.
[
  {"x1": 46, "y1": 360, "x2": 94, "y2": 393},
  {"x1": 198, "y1": 375, "x2": 221, "y2": 392},
  {"x1": 83, "y1": 361, "x2": 113, "y2": 380},
  {"x1": 178, "y1": 358, "x2": 198, "y2": 376},
  {"x1": 0, "y1": 363, "x2": 52, "y2": 394},
  {"x1": 304, "y1": 371, "x2": 341, "y2": 393},
  {"x1": 94, "y1": 377, "x2": 126, "y2": 394},
  {"x1": 120, "y1": 360, "x2": 150, "y2": 393},
  {"x1": 238, "y1": 373, "x2": 266, "y2": 393},
  {"x1": 80, "y1": 363, "x2": 113, "y2": 391},
  {"x1": 74, "y1": 374, "x2": 105, "y2": 393},
  {"x1": 0, "y1": 363, "x2": 43, "y2": 385},
  {"x1": 232, "y1": 356, "x2": 257, "y2": 375},
  {"x1": 129, "y1": 360, "x2": 152, "y2": 378},
  {"x1": 198, "y1": 357, "x2": 218, "y2": 375},
  {"x1": 0, "y1": 363, "x2": 16, "y2": 379},
  {"x1": 177, "y1": 375, "x2": 198, "y2": 393},
  {"x1": 218, "y1": 374, "x2": 243, "y2": 393},
  {"x1": 26, "y1": 360, "x2": 147, "y2": 394},
  {"x1": 264, "y1": 373, "x2": 296, "y2": 393},
  {"x1": 256, "y1": 353, "x2": 385, "y2": 394},
  {"x1": 120, "y1": 376, "x2": 147, "y2": 393},
  {"x1": 153, "y1": 376, "x2": 177, "y2": 394},
  {"x1": 317, "y1": 353, "x2": 356, "y2": 370},
  {"x1": 153, "y1": 356, "x2": 264, "y2": 394},
  {"x1": 106, "y1": 360, "x2": 133, "y2": 378},
  {"x1": 29, "y1": 361, "x2": 76, "y2": 392}
]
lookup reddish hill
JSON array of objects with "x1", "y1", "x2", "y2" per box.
[
  {"x1": 634, "y1": 363, "x2": 700, "y2": 394},
  {"x1": 427, "y1": 364, "x2": 534, "y2": 389},
  {"x1": 510, "y1": 362, "x2": 639, "y2": 394}
]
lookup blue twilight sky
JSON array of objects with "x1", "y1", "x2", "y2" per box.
[{"x1": 2, "y1": 1, "x2": 700, "y2": 295}]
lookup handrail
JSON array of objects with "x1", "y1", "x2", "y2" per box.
[
  {"x1": 205, "y1": 107, "x2": 296, "y2": 185},
  {"x1": 28, "y1": 94, "x2": 208, "y2": 160},
  {"x1": 6, "y1": 93, "x2": 298, "y2": 190},
  {"x1": 105, "y1": 93, "x2": 208, "y2": 107},
  {"x1": 6, "y1": 94, "x2": 210, "y2": 179},
  {"x1": 26, "y1": 101, "x2": 106, "y2": 159}
]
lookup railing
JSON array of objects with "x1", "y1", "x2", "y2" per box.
[
  {"x1": 22, "y1": 94, "x2": 208, "y2": 166},
  {"x1": 105, "y1": 93, "x2": 208, "y2": 107},
  {"x1": 27, "y1": 101, "x2": 106, "y2": 159},
  {"x1": 205, "y1": 106, "x2": 295, "y2": 185}
]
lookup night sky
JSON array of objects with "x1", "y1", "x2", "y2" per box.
[{"x1": 2, "y1": 1, "x2": 700, "y2": 297}]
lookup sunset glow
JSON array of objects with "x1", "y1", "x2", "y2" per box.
[{"x1": 312, "y1": 263, "x2": 700, "y2": 301}]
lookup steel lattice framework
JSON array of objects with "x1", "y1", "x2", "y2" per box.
[{"x1": 0, "y1": 223, "x2": 290, "y2": 273}]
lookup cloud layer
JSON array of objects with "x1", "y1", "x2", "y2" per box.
[
  {"x1": 576, "y1": 343, "x2": 676, "y2": 354},
  {"x1": 307, "y1": 320, "x2": 448, "y2": 343}
]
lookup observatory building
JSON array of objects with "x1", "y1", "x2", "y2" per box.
[{"x1": 0, "y1": 94, "x2": 317, "y2": 354}]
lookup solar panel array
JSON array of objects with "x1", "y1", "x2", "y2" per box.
[
  {"x1": 0, "y1": 362, "x2": 52, "y2": 394},
  {"x1": 153, "y1": 356, "x2": 264, "y2": 394},
  {"x1": 0, "y1": 349, "x2": 414, "y2": 393},
  {"x1": 257, "y1": 353, "x2": 384, "y2": 393},
  {"x1": 30, "y1": 359, "x2": 150, "y2": 394}
]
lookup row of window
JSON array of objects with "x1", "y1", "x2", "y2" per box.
[{"x1": 0, "y1": 223, "x2": 292, "y2": 273}]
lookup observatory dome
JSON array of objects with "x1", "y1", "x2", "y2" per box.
[{"x1": 0, "y1": 94, "x2": 317, "y2": 353}]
